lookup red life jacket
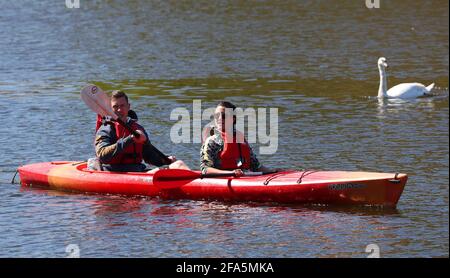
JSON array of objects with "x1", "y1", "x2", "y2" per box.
[
  {"x1": 95, "y1": 114, "x2": 103, "y2": 132},
  {"x1": 219, "y1": 131, "x2": 252, "y2": 170},
  {"x1": 108, "y1": 120, "x2": 144, "y2": 165}
]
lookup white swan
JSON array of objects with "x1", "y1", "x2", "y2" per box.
[{"x1": 377, "y1": 57, "x2": 435, "y2": 99}]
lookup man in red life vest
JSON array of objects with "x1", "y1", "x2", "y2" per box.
[
  {"x1": 200, "y1": 101, "x2": 274, "y2": 177},
  {"x1": 95, "y1": 90, "x2": 189, "y2": 172}
]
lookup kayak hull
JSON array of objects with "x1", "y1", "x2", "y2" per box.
[{"x1": 18, "y1": 161, "x2": 407, "y2": 207}]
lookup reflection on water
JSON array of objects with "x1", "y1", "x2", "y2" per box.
[
  {"x1": 376, "y1": 96, "x2": 439, "y2": 116},
  {"x1": 1, "y1": 183, "x2": 422, "y2": 258}
]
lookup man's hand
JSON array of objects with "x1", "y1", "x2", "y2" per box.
[
  {"x1": 131, "y1": 130, "x2": 147, "y2": 144},
  {"x1": 233, "y1": 169, "x2": 244, "y2": 177},
  {"x1": 168, "y1": 156, "x2": 177, "y2": 163}
]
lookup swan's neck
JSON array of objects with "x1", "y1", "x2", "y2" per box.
[{"x1": 378, "y1": 66, "x2": 387, "y2": 98}]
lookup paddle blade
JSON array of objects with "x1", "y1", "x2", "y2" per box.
[
  {"x1": 153, "y1": 169, "x2": 201, "y2": 189},
  {"x1": 81, "y1": 85, "x2": 117, "y2": 119}
]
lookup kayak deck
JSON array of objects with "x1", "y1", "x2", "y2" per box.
[{"x1": 18, "y1": 161, "x2": 407, "y2": 207}]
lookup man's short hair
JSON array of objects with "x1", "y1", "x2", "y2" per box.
[
  {"x1": 217, "y1": 101, "x2": 236, "y2": 110},
  {"x1": 111, "y1": 90, "x2": 128, "y2": 103}
]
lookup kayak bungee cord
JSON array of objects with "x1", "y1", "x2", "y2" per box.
[
  {"x1": 263, "y1": 170, "x2": 296, "y2": 185},
  {"x1": 263, "y1": 169, "x2": 319, "y2": 185},
  {"x1": 11, "y1": 170, "x2": 19, "y2": 184},
  {"x1": 296, "y1": 170, "x2": 320, "y2": 184}
]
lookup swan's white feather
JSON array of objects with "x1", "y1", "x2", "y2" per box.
[{"x1": 377, "y1": 57, "x2": 434, "y2": 99}]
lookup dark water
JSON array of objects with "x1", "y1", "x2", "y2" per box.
[{"x1": 0, "y1": 0, "x2": 448, "y2": 257}]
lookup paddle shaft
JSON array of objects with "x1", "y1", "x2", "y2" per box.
[
  {"x1": 201, "y1": 171, "x2": 275, "y2": 178},
  {"x1": 155, "y1": 172, "x2": 235, "y2": 182},
  {"x1": 116, "y1": 117, "x2": 140, "y2": 137},
  {"x1": 155, "y1": 171, "x2": 278, "y2": 182},
  {"x1": 115, "y1": 117, "x2": 172, "y2": 165}
]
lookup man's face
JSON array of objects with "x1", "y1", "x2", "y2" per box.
[
  {"x1": 111, "y1": 96, "x2": 130, "y2": 121},
  {"x1": 214, "y1": 106, "x2": 235, "y2": 133}
]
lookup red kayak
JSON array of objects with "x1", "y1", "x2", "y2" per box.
[{"x1": 18, "y1": 161, "x2": 407, "y2": 207}]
